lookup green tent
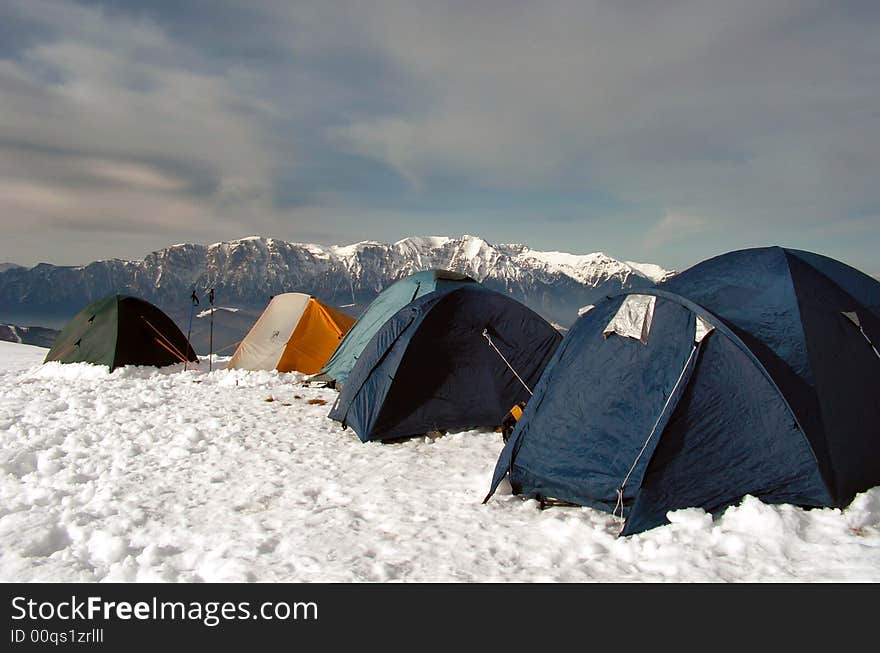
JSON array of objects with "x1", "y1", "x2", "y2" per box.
[
  {"x1": 318, "y1": 269, "x2": 477, "y2": 387},
  {"x1": 44, "y1": 295, "x2": 198, "y2": 371}
]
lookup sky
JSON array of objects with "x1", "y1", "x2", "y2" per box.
[{"x1": 0, "y1": 0, "x2": 878, "y2": 275}]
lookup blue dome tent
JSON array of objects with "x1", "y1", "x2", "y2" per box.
[
  {"x1": 318, "y1": 269, "x2": 477, "y2": 388},
  {"x1": 486, "y1": 247, "x2": 880, "y2": 535},
  {"x1": 329, "y1": 285, "x2": 562, "y2": 443}
]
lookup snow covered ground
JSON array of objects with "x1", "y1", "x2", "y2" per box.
[{"x1": 1, "y1": 340, "x2": 878, "y2": 582}]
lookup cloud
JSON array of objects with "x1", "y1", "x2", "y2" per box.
[
  {"x1": 84, "y1": 159, "x2": 188, "y2": 192},
  {"x1": 0, "y1": 177, "x2": 208, "y2": 234},
  {"x1": 1, "y1": 1, "x2": 879, "y2": 273},
  {"x1": 642, "y1": 212, "x2": 709, "y2": 249},
  {"x1": 327, "y1": 2, "x2": 880, "y2": 229},
  {"x1": 0, "y1": 0, "x2": 281, "y2": 261}
]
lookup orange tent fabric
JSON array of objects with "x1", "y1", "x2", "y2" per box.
[
  {"x1": 227, "y1": 293, "x2": 355, "y2": 373},
  {"x1": 276, "y1": 299, "x2": 355, "y2": 373}
]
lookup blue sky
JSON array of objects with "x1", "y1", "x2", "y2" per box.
[{"x1": 0, "y1": 0, "x2": 878, "y2": 275}]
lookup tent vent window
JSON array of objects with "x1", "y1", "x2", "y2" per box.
[
  {"x1": 603, "y1": 295, "x2": 656, "y2": 344},
  {"x1": 695, "y1": 315, "x2": 714, "y2": 344}
]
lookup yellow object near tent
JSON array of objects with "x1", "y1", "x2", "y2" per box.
[{"x1": 227, "y1": 293, "x2": 355, "y2": 374}]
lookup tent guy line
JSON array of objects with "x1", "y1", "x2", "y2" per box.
[{"x1": 482, "y1": 328, "x2": 534, "y2": 396}]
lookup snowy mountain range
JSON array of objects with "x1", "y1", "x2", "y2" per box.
[{"x1": 0, "y1": 235, "x2": 672, "y2": 349}]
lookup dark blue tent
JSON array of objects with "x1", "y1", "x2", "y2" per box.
[
  {"x1": 328, "y1": 286, "x2": 562, "y2": 443},
  {"x1": 319, "y1": 269, "x2": 476, "y2": 388},
  {"x1": 487, "y1": 247, "x2": 880, "y2": 535}
]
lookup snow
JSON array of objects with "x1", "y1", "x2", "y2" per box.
[
  {"x1": 520, "y1": 249, "x2": 610, "y2": 270},
  {"x1": 625, "y1": 260, "x2": 673, "y2": 283},
  {"x1": 330, "y1": 240, "x2": 386, "y2": 258},
  {"x1": 195, "y1": 307, "x2": 240, "y2": 319},
  {"x1": 0, "y1": 341, "x2": 48, "y2": 369},
  {"x1": 514, "y1": 248, "x2": 665, "y2": 285},
  {"x1": 393, "y1": 236, "x2": 453, "y2": 250},
  {"x1": 1, "y1": 340, "x2": 878, "y2": 582},
  {"x1": 458, "y1": 234, "x2": 488, "y2": 260},
  {"x1": 302, "y1": 244, "x2": 331, "y2": 260}
]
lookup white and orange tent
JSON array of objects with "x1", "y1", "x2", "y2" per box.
[{"x1": 227, "y1": 293, "x2": 355, "y2": 373}]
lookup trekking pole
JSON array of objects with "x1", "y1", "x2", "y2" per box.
[
  {"x1": 208, "y1": 287, "x2": 215, "y2": 371},
  {"x1": 184, "y1": 289, "x2": 199, "y2": 371}
]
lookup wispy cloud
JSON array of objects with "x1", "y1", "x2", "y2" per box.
[{"x1": 643, "y1": 212, "x2": 709, "y2": 249}]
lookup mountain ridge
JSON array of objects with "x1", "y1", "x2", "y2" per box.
[
  {"x1": 0, "y1": 235, "x2": 672, "y2": 349},
  {"x1": 0, "y1": 323, "x2": 59, "y2": 348}
]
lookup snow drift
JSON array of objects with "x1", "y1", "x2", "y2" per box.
[{"x1": 0, "y1": 341, "x2": 878, "y2": 582}]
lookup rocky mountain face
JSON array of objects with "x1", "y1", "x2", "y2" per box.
[
  {"x1": 0, "y1": 235, "x2": 672, "y2": 350},
  {"x1": 0, "y1": 324, "x2": 60, "y2": 348}
]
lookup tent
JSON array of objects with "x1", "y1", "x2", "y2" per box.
[
  {"x1": 328, "y1": 285, "x2": 562, "y2": 442},
  {"x1": 227, "y1": 293, "x2": 355, "y2": 374},
  {"x1": 44, "y1": 295, "x2": 198, "y2": 371},
  {"x1": 486, "y1": 246, "x2": 880, "y2": 535},
  {"x1": 318, "y1": 269, "x2": 477, "y2": 387}
]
